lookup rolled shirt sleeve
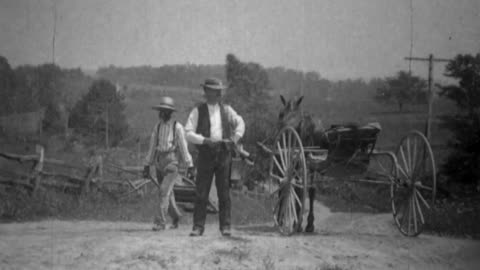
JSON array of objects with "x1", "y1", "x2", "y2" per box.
[
  {"x1": 226, "y1": 105, "x2": 245, "y2": 143},
  {"x1": 185, "y1": 107, "x2": 206, "y2": 145},
  {"x1": 175, "y1": 122, "x2": 194, "y2": 167},
  {"x1": 144, "y1": 124, "x2": 158, "y2": 166}
]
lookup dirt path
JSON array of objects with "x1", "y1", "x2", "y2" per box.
[{"x1": 1, "y1": 202, "x2": 479, "y2": 270}]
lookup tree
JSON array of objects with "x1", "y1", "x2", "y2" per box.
[
  {"x1": 56, "y1": 68, "x2": 93, "y2": 135},
  {"x1": 438, "y1": 53, "x2": 480, "y2": 185},
  {"x1": 13, "y1": 64, "x2": 65, "y2": 131},
  {"x1": 224, "y1": 54, "x2": 275, "y2": 145},
  {"x1": 225, "y1": 53, "x2": 271, "y2": 100},
  {"x1": 374, "y1": 71, "x2": 427, "y2": 111},
  {"x1": 0, "y1": 56, "x2": 16, "y2": 115},
  {"x1": 13, "y1": 64, "x2": 94, "y2": 133},
  {"x1": 69, "y1": 79, "x2": 129, "y2": 147}
]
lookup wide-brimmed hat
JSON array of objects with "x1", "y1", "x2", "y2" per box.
[
  {"x1": 152, "y1": 96, "x2": 176, "y2": 111},
  {"x1": 200, "y1": 77, "x2": 226, "y2": 91}
]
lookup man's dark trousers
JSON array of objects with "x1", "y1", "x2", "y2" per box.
[{"x1": 193, "y1": 145, "x2": 231, "y2": 232}]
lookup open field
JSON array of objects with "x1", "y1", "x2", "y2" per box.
[{"x1": 123, "y1": 85, "x2": 203, "y2": 138}]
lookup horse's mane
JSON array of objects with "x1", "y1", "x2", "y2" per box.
[
  {"x1": 278, "y1": 95, "x2": 327, "y2": 148},
  {"x1": 297, "y1": 113, "x2": 327, "y2": 147}
]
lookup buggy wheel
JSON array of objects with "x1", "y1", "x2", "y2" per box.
[
  {"x1": 369, "y1": 152, "x2": 399, "y2": 209},
  {"x1": 392, "y1": 130, "x2": 436, "y2": 237},
  {"x1": 268, "y1": 126, "x2": 307, "y2": 235}
]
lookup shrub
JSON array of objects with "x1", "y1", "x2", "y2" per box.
[
  {"x1": 438, "y1": 53, "x2": 480, "y2": 185},
  {"x1": 69, "y1": 79, "x2": 129, "y2": 147}
]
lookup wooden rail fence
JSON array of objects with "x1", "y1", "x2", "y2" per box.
[{"x1": 0, "y1": 145, "x2": 103, "y2": 195}]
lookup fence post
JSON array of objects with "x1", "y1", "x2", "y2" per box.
[
  {"x1": 82, "y1": 154, "x2": 102, "y2": 194},
  {"x1": 31, "y1": 145, "x2": 44, "y2": 195}
]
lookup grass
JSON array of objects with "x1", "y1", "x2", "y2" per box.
[
  {"x1": 4, "y1": 176, "x2": 478, "y2": 240},
  {"x1": 262, "y1": 255, "x2": 275, "y2": 270},
  {"x1": 213, "y1": 244, "x2": 251, "y2": 263},
  {"x1": 259, "y1": 256, "x2": 349, "y2": 270},
  {"x1": 315, "y1": 180, "x2": 480, "y2": 239},
  {"x1": 0, "y1": 185, "x2": 153, "y2": 223},
  {"x1": 316, "y1": 263, "x2": 349, "y2": 270},
  {"x1": 424, "y1": 186, "x2": 480, "y2": 239},
  {"x1": 0, "y1": 180, "x2": 274, "y2": 227},
  {"x1": 315, "y1": 181, "x2": 391, "y2": 214}
]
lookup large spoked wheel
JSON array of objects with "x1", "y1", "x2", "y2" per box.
[
  {"x1": 268, "y1": 127, "x2": 308, "y2": 235},
  {"x1": 392, "y1": 130, "x2": 436, "y2": 237},
  {"x1": 369, "y1": 152, "x2": 399, "y2": 205}
]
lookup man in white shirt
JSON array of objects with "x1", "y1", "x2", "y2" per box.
[
  {"x1": 184, "y1": 78, "x2": 245, "y2": 236},
  {"x1": 143, "y1": 96, "x2": 194, "y2": 231}
]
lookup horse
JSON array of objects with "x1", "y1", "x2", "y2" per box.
[{"x1": 276, "y1": 95, "x2": 329, "y2": 233}]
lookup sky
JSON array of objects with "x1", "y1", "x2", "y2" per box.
[{"x1": 0, "y1": 0, "x2": 479, "y2": 81}]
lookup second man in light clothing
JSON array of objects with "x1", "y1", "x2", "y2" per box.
[{"x1": 143, "y1": 96, "x2": 194, "y2": 231}]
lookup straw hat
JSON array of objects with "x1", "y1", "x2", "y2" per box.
[
  {"x1": 152, "y1": 96, "x2": 176, "y2": 111},
  {"x1": 200, "y1": 77, "x2": 227, "y2": 91}
]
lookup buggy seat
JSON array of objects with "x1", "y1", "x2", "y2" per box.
[
  {"x1": 308, "y1": 122, "x2": 381, "y2": 175},
  {"x1": 326, "y1": 122, "x2": 381, "y2": 160}
]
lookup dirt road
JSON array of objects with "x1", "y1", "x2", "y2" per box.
[{"x1": 1, "y1": 202, "x2": 479, "y2": 270}]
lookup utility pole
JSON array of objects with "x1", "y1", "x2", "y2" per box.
[
  {"x1": 51, "y1": 0, "x2": 57, "y2": 64},
  {"x1": 404, "y1": 54, "x2": 450, "y2": 140}
]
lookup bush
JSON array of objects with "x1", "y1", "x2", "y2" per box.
[
  {"x1": 438, "y1": 53, "x2": 480, "y2": 185},
  {"x1": 69, "y1": 79, "x2": 129, "y2": 147},
  {"x1": 440, "y1": 113, "x2": 480, "y2": 184}
]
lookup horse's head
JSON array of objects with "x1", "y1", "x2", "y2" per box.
[
  {"x1": 277, "y1": 95, "x2": 327, "y2": 148},
  {"x1": 278, "y1": 95, "x2": 304, "y2": 130}
]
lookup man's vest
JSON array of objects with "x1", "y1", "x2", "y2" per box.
[{"x1": 196, "y1": 103, "x2": 233, "y2": 152}]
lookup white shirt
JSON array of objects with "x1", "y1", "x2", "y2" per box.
[
  {"x1": 144, "y1": 119, "x2": 193, "y2": 167},
  {"x1": 185, "y1": 103, "x2": 245, "y2": 145}
]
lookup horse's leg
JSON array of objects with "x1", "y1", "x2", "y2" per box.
[
  {"x1": 277, "y1": 189, "x2": 284, "y2": 226},
  {"x1": 294, "y1": 186, "x2": 304, "y2": 232},
  {"x1": 305, "y1": 186, "x2": 315, "y2": 232}
]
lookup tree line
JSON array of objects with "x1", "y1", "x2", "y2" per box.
[
  {"x1": 0, "y1": 56, "x2": 93, "y2": 130},
  {"x1": 0, "y1": 56, "x2": 128, "y2": 147},
  {"x1": 98, "y1": 59, "x2": 432, "y2": 113}
]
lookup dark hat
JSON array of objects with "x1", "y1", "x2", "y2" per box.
[
  {"x1": 200, "y1": 77, "x2": 226, "y2": 91},
  {"x1": 152, "y1": 96, "x2": 176, "y2": 111}
]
